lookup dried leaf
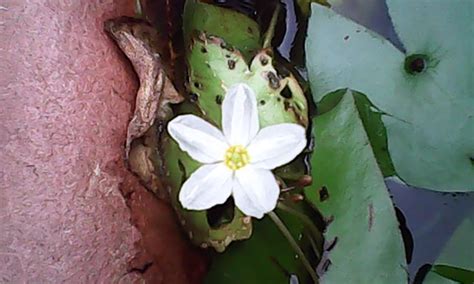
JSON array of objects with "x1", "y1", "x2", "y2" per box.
[{"x1": 104, "y1": 17, "x2": 184, "y2": 158}]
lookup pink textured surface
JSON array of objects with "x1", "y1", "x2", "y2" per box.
[{"x1": 0, "y1": 1, "x2": 142, "y2": 282}]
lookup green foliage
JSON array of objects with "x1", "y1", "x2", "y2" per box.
[
  {"x1": 306, "y1": 91, "x2": 407, "y2": 282},
  {"x1": 305, "y1": 2, "x2": 474, "y2": 191}
]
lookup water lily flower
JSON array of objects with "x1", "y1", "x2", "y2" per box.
[{"x1": 167, "y1": 83, "x2": 307, "y2": 218}]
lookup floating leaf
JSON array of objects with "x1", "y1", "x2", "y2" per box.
[
  {"x1": 305, "y1": 3, "x2": 474, "y2": 191},
  {"x1": 204, "y1": 207, "x2": 317, "y2": 284},
  {"x1": 318, "y1": 90, "x2": 395, "y2": 177},
  {"x1": 183, "y1": 0, "x2": 261, "y2": 61},
  {"x1": 306, "y1": 91, "x2": 407, "y2": 282},
  {"x1": 187, "y1": 34, "x2": 308, "y2": 129}
]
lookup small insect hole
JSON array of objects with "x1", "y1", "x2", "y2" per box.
[
  {"x1": 194, "y1": 82, "x2": 203, "y2": 89},
  {"x1": 259, "y1": 100, "x2": 266, "y2": 105},
  {"x1": 319, "y1": 186, "x2": 329, "y2": 202},
  {"x1": 266, "y1": 72, "x2": 280, "y2": 90},
  {"x1": 215, "y1": 95, "x2": 223, "y2": 105},
  {"x1": 227, "y1": 59, "x2": 236, "y2": 70},
  {"x1": 201, "y1": 46, "x2": 207, "y2": 53},
  {"x1": 280, "y1": 86, "x2": 292, "y2": 99},
  {"x1": 189, "y1": 93, "x2": 199, "y2": 102}
]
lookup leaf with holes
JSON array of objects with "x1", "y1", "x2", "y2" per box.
[
  {"x1": 306, "y1": 2, "x2": 474, "y2": 191},
  {"x1": 306, "y1": 91, "x2": 407, "y2": 282},
  {"x1": 187, "y1": 34, "x2": 308, "y2": 129},
  {"x1": 161, "y1": 1, "x2": 310, "y2": 252}
]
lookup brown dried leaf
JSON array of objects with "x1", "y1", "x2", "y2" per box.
[{"x1": 104, "y1": 17, "x2": 184, "y2": 158}]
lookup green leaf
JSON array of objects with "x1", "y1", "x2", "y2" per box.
[
  {"x1": 318, "y1": 90, "x2": 395, "y2": 177},
  {"x1": 305, "y1": 3, "x2": 474, "y2": 191},
  {"x1": 306, "y1": 91, "x2": 407, "y2": 282},
  {"x1": 204, "y1": 207, "x2": 317, "y2": 284},
  {"x1": 183, "y1": 0, "x2": 261, "y2": 61},
  {"x1": 187, "y1": 34, "x2": 308, "y2": 129},
  {"x1": 432, "y1": 265, "x2": 474, "y2": 284},
  {"x1": 425, "y1": 214, "x2": 474, "y2": 284}
]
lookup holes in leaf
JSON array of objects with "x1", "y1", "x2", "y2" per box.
[
  {"x1": 207, "y1": 197, "x2": 235, "y2": 229},
  {"x1": 201, "y1": 46, "x2": 207, "y2": 53},
  {"x1": 227, "y1": 59, "x2": 236, "y2": 70},
  {"x1": 280, "y1": 86, "x2": 292, "y2": 99},
  {"x1": 189, "y1": 93, "x2": 199, "y2": 102},
  {"x1": 404, "y1": 54, "x2": 428, "y2": 75},
  {"x1": 259, "y1": 99, "x2": 266, "y2": 105},
  {"x1": 318, "y1": 186, "x2": 329, "y2": 202},
  {"x1": 215, "y1": 95, "x2": 223, "y2": 105},
  {"x1": 194, "y1": 81, "x2": 203, "y2": 90},
  {"x1": 267, "y1": 72, "x2": 281, "y2": 89},
  {"x1": 260, "y1": 55, "x2": 269, "y2": 66}
]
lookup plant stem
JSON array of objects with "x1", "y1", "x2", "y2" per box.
[
  {"x1": 263, "y1": 3, "x2": 281, "y2": 49},
  {"x1": 277, "y1": 202, "x2": 323, "y2": 259},
  {"x1": 268, "y1": 211, "x2": 319, "y2": 283}
]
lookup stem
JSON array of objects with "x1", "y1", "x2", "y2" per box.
[
  {"x1": 277, "y1": 202, "x2": 323, "y2": 259},
  {"x1": 263, "y1": 3, "x2": 281, "y2": 49},
  {"x1": 268, "y1": 211, "x2": 319, "y2": 283}
]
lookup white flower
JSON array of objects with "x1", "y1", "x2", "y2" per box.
[{"x1": 167, "y1": 83, "x2": 307, "y2": 218}]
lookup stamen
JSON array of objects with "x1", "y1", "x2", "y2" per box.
[{"x1": 224, "y1": 145, "x2": 250, "y2": 170}]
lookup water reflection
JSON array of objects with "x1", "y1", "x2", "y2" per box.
[{"x1": 387, "y1": 178, "x2": 474, "y2": 280}]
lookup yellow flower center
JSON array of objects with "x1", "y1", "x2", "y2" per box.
[{"x1": 224, "y1": 145, "x2": 250, "y2": 170}]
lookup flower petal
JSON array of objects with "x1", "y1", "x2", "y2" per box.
[
  {"x1": 168, "y1": 114, "x2": 228, "y2": 163},
  {"x1": 179, "y1": 163, "x2": 233, "y2": 210},
  {"x1": 222, "y1": 83, "x2": 259, "y2": 146},
  {"x1": 232, "y1": 165, "x2": 279, "y2": 218},
  {"x1": 247, "y1": 123, "x2": 307, "y2": 169}
]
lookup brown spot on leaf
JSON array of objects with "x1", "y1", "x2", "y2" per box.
[
  {"x1": 368, "y1": 202, "x2": 374, "y2": 231},
  {"x1": 266, "y1": 72, "x2": 280, "y2": 89}
]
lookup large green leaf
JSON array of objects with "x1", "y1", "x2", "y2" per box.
[
  {"x1": 306, "y1": 91, "x2": 407, "y2": 282},
  {"x1": 305, "y1": 3, "x2": 474, "y2": 191},
  {"x1": 204, "y1": 207, "x2": 316, "y2": 284},
  {"x1": 183, "y1": 0, "x2": 261, "y2": 61},
  {"x1": 424, "y1": 213, "x2": 474, "y2": 284}
]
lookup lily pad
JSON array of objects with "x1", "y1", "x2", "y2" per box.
[
  {"x1": 187, "y1": 34, "x2": 308, "y2": 129},
  {"x1": 318, "y1": 90, "x2": 395, "y2": 177},
  {"x1": 183, "y1": 0, "x2": 261, "y2": 61},
  {"x1": 305, "y1": 91, "x2": 407, "y2": 282},
  {"x1": 305, "y1": 3, "x2": 474, "y2": 191},
  {"x1": 204, "y1": 208, "x2": 316, "y2": 284}
]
